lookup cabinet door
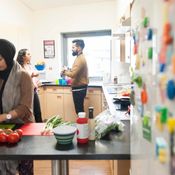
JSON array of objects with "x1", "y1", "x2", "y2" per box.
[
  {"x1": 37, "y1": 87, "x2": 45, "y2": 120},
  {"x1": 84, "y1": 88, "x2": 102, "y2": 117},
  {"x1": 63, "y1": 88, "x2": 77, "y2": 122},
  {"x1": 44, "y1": 92, "x2": 64, "y2": 120}
]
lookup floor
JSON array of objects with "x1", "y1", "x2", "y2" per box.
[{"x1": 34, "y1": 160, "x2": 112, "y2": 175}]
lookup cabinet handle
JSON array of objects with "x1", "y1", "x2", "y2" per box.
[{"x1": 57, "y1": 95, "x2": 62, "y2": 98}]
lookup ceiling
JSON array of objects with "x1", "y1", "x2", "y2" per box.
[{"x1": 19, "y1": 0, "x2": 115, "y2": 11}]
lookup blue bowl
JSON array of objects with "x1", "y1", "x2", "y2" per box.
[{"x1": 35, "y1": 64, "x2": 45, "y2": 71}]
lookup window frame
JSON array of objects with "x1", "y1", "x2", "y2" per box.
[{"x1": 61, "y1": 30, "x2": 112, "y2": 79}]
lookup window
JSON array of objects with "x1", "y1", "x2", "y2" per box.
[{"x1": 61, "y1": 30, "x2": 111, "y2": 81}]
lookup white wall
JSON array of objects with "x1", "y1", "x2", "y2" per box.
[
  {"x1": 30, "y1": 1, "x2": 116, "y2": 81},
  {"x1": 0, "y1": 0, "x2": 131, "y2": 82},
  {"x1": 0, "y1": 0, "x2": 32, "y2": 53}
]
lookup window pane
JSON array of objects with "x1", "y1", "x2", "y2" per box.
[{"x1": 66, "y1": 35, "x2": 111, "y2": 81}]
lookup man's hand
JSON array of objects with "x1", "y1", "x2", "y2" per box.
[{"x1": 60, "y1": 67, "x2": 67, "y2": 77}]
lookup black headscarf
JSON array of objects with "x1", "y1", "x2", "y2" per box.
[
  {"x1": 0, "y1": 39, "x2": 16, "y2": 80},
  {"x1": 0, "y1": 39, "x2": 16, "y2": 114}
]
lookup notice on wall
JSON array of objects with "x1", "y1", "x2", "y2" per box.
[{"x1": 43, "y1": 40, "x2": 55, "y2": 58}]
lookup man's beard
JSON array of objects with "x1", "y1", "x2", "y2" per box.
[{"x1": 72, "y1": 51, "x2": 78, "y2": 56}]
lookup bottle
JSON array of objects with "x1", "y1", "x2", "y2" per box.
[
  {"x1": 76, "y1": 112, "x2": 89, "y2": 144},
  {"x1": 88, "y1": 107, "x2": 96, "y2": 141}
]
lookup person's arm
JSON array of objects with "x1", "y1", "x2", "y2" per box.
[
  {"x1": 64, "y1": 57, "x2": 84, "y2": 78},
  {"x1": 31, "y1": 71, "x2": 39, "y2": 78},
  {"x1": 0, "y1": 71, "x2": 34, "y2": 122}
]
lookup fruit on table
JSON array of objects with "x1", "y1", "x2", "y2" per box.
[
  {"x1": 0, "y1": 132, "x2": 8, "y2": 143},
  {"x1": 36, "y1": 60, "x2": 45, "y2": 66},
  {"x1": 0, "y1": 128, "x2": 23, "y2": 144},
  {"x1": 7, "y1": 132, "x2": 20, "y2": 143},
  {"x1": 14, "y1": 129, "x2": 23, "y2": 139}
]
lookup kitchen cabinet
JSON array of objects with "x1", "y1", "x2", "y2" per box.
[
  {"x1": 44, "y1": 86, "x2": 64, "y2": 121},
  {"x1": 113, "y1": 160, "x2": 130, "y2": 175},
  {"x1": 38, "y1": 85, "x2": 103, "y2": 122},
  {"x1": 37, "y1": 87, "x2": 45, "y2": 120},
  {"x1": 84, "y1": 88, "x2": 102, "y2": 117},
  {"x1": 63, "y1": 87, "x2": 77, "y2": 122}
]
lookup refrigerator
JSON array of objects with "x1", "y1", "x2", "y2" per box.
[{"x1": 130, "y1": 0, "x2": 175, "y2": 174}]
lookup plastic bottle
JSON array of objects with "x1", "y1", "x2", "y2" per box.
[
  {"x1": 76, "y1": 112, "x2": 89, "y2": 144},
  {"x1": 88, "y1": 107, "x2": 96, "y2": 141}
]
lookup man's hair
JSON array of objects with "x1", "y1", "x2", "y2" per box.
[{"x1": 72, "y1": 39, "x2": 85, "y2": 49}]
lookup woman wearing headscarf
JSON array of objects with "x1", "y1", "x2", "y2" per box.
[{"x1": 0, "y1": 39, "x2": 34, "y2": 175}]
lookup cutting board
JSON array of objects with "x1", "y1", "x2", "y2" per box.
[{"x1": 19, "y1": 123, "x2": 46, "y2": 136}]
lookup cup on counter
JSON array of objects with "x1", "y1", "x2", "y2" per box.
[
  {"x1": 55, "y1": 79, "x2": 59, "y2": 85},
  {"x1": 59, "y1": 78, "x2": 67, "y2": 85}
]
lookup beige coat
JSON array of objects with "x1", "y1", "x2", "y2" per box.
[{"x1": 64, "y1": 53, "x2": 89, "y2": 87}]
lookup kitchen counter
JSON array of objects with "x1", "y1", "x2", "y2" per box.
[
  {"x1": 40, "y1": 81, "x2": 102, "y2": 88},
  {"x1": 102, "y1": 83, "x2": 131, "y2": 120},
  {"x1": 0, "y1": 121, "x2": 130, "y2": 175},
  {"x1": 0, "y1": 121, "x2": 130, "y2": 160}
]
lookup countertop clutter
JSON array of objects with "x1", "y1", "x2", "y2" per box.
[
  {"x1": 102, "y1": 83, "x2": 131, "y2": 120},
  {"x1": 0, "y1": 82, "x2": 131, "y2": 175},
  {"x1": 0, "y1": 121, "x2": 130, "y2": 160}
]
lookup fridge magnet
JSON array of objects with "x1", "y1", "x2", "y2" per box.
[
  {"x1": 160, "y1": 107, "x2": 168, "y2": 124},
  {"x1": 142, "y1": 17, "x2": 149, "y2": 28},
  {"x1": 142, "y1": 115, "x2": 152, "y2": 142},
  {"x1": 147, "y1": 28, "x2": 153, "y2": 40},
  {"x1": 166, "y1": 80, "x2": 175, "y2": 100},
  {"x1": 167, "y1": 118, "x2": 175, "y2": 134},
  {"x1": 43, "y1": 40, "x2": 55, "y2": 58},
  {"x1": 141, "y1": 84, "x2": 148, "y2": 104},
  {"x1": 155, "y1": 111, "x2": 164, "y2": 131},
  {"x1": 155, "y1": 137, "x2": 167, "y2": 164}
]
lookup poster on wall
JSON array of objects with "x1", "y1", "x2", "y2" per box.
[{"x1": 43, "y1": 40, "x2": 55, "y2": 58}]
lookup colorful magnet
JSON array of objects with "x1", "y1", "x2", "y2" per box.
[
  {"x1": 133, "y1": 75, "x2": 143, "y2": 88},
  {"x1": 159, "y1": 45, "x2": 167, "y2": 64},
  {"x1": 133, "y1": 44, "x2": 138, "y2": 55},
  {"x1": 163, "y1": 23, "x2": 173, "y2": 45},
  {"x1": 141, "y1": 88, "x2": 148, "y2": 104},
  {"x1": 135, "y1": 54, "x2": 140, "y2": 69},
  {"x1": 142, "y1": 17, "x2": 149, "y2": 28},
  {"x1": 160, "y1": 107, "x2": 168, "y2": 124},
  {"x1": 167, "y1": 118, "x2": 175, "y2": 133},
  {"x1": 147, "y1": 28, "x2": 153, "y2": 40},
  {"x1": 155, "y1": 137, "x2": 167, "y2": 163},
  {"x1": 142, "y1": 115, "x2": 152, "y2": 142},
  {"x1": 166, "y1": 45, "x2": 173, "y2": 65},
  {"x1": 163, "y1": 22, "x2": 171, "y2": 34},
  {"x1": 148, "y1": 47, "x2": 153, "y2": 59},
  {"x1": 166, "y1": 80, "x2": 175, "y2": 100},
  {"x1": 159, "y1": 63, "x2": 166, "y2": 72},
  {"x1": 156, "y1": 112, "x2": 164, "y2": 131}
]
